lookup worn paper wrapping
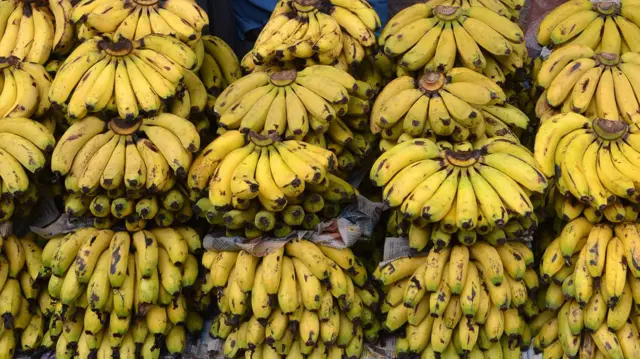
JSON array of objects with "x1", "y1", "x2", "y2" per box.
[{"x1": 203, "y1": 195, "x2": 383, "y2": 256}]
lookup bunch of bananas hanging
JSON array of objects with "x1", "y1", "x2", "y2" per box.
[
  {"x1": 51, "y1": 114, "x2": 199, "y2": 195},
  {"x1": 202, "y1": 239, "x2": 379, "y2": 358},
  {"x1": 534, "y1": 114, "x2": 640, "y2": 211},
  {"x1": 376, "y1": 240, "x2": 538, "y2": 358},
  {"x1": 535, "y1": 45, "x2": 640, "y2": 129},
  {"x1": 48, "y1": 34, "x2": 197, "y2": 120},
  {"x1": 70, "y1": 0, "x2": 208, "y2": 43},
  {"x1": 536, "y1": 0, "x2": 640, "y2": 54},
  {"x1": 0, "y1": 118, "x2": 55, "y2": 222},
  {"x1": 0, "y1": 0, "x2": 75, "y2": 63},
  {"x1": 242, "y1": 0, "x2": 379, "y2": 69},
  {"x1": 38, "y1": 227, "x2": 203, "y2": 359},
  {"x1": 188, "y1": 131, "x2": 358, "y2": 238},
  {"x1": 193, "y1": 35, "x2": 242, "y2": 115},
  {"x1": 533, "y1": 220, "x2": 640, "y2": 359},
  {"x1": 213, "y1": 65, "x2": 361, "y2": 138},
  {"x1": 370, "y1": 136, "x2": 547, "y2": 249},
  {"x1": 370, "y1": 69, "x2": 530, "y2": 148},
  {"x1": 0, "y1": 59, "x2": 52, "y2": 118},
  {"x1": 379, "y1": 3, "x2": 525, "y2": 78}
]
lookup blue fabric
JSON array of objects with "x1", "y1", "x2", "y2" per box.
[{"x1": 233, "y1": 0, "x2": 389, "y2": 40}]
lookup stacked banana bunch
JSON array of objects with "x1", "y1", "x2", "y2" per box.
[
  {"x1": 369, "y1": 69, "x2": 531, "y2": 150},
  {"x1": 188, "y1": 131, "x2": 357, "y2": 238},
  {"x1": 370, "y1": 135, "x2": 547, "y2": 250},
  {"x1": 534, "y1": 114, "x2": 640, "y2": 212},
  {"x1": 70, "y1": 0, "x2": 208, "y2": 44},
  {"x1": 0, "y1": 0, "x2": 75, "y2": 62},
  {"x1": 532, "y1": 220, "x2": 640, "y2": 359},
  {"x1": 37, "y1": 227, "x2": 203, "y2": 359},
  {"x1": 48, "y1": 34, "x2": 198, "y2": 120},
  {"x1": 241, "y1": 0, "x2": 379, "y2": 70},
  {"x1": 213, "y1": 65, "x2": 358, "y2": 137},
  {"x1": 376, "y1": 240, "x2": 538, "y2": 358},
  {"x1": 535, "y1": 44, "x2": 640, "y2": 129},
  {"x1": 194, "y1": 35, "x2": 242, "y2": 114},
  {"x1": 0, "y1": 58, "x2": 52, "y2": 118},
  {"x1": 541, "y1": 184, "x2": 640, "y2": 225},
  {"x1": 203, "y1": 239, "x2": 381, "y2": 358},
  {"x1": 536, "y1": 0, "x2": 640, "y2": 54},
  {"x1": 379, "y1": 3, "x2": 526, "y2": 79},
  {"x1": 0, "y1": 118, "x2": 56, "y2": 223},
  {"x1": 0, "y1": 233, "x2": 61, "y2": 357},
  {"x1": 50, "y1": 114, "x2": 200, "y2": 228}
]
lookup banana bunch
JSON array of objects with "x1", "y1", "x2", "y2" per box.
[
  {"x1": 49, "y1": 312, "x2": 200, "y2": 359},
  {"x1": 195, "y1": 35, "x2": 242, "y2": 99},
  {"x1": 379, "y1": 3, "x2": 525, "y2": 76},
  {"x1": 70, "y1": 0, "x2": 208, "y2": 43},
  {"x1": 51, "y1": 114, "x2": 200, "y2": 194},
  {"x1": 370, "y1": 137, "x2": 547, "y2": 246},
  {"x1": 213, "y1": 66, "x2": 359, "y2": 138},
  {"x1": 37, "y1": 227, "x2": 202, "y2": 358},
  {"x1": 0, "y1": 117, "x2": 55, "y2": 223},
  {"x1": 0, "y1": 60, "x2": 52, "y2": 118},
  {"x1": 545, "y1": 184, "x2": 640, "y2": 224},
  {"x1": 376, "y1": 241, "x2": 538, "y2": 358},
  {"x1": 536, "y1": 45, "x2": 640, "y2": 129},
  {"x1": 370, "y1": 69, "x2": 530, "y2": 146},
  {"x1": 48, "y1": 34, "x2": 197, "y2": 120},
  {"x1": 537, "y1": 0, "x2": 640, "y2": 55},
  {"x1": 244, "y1": 0, "x2": 379, "y2": 68},
  {"x1": 202, "y1": 240, "x2": 379, "y2": 358},
  {"x1": 534, "y1": 114, "x2": 640, "y2": 211},
  {"x1": 533, "y1": 220, "x2": 640, "y2": 359},
  {"x1": 303, "y1": 127, "x2": 377, "y2": 176},
  {"x1": 64, "y1": 185, "x2": 195, "y2": 229},
  {"x1": 189, "y1": 129, "x2": 350, "y2": 199},
  {"x1": 167, "y1": 69, "x2": 208, "y2": 119},
  {"x1": 0, "y1": 0, "x2": 75, "y2": 64}
]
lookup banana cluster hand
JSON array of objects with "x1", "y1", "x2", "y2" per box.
[
  {"x1": 0, "y1": 0, "x2": 75, "y2": 64},
  {"x1": 213, "y1": 65, "x2": 358, "y2": 139},
  {"x1": 0, "y1": 117, "x2": 55, "y2": 222},
  {"x1": 370, "y1": 69, "x2": 530, "y2": 145},
  {"x1": 48, "y1": 34, "x2": 197, "y2": 120},
  {"x1": 536, "y1": 46, "x2": 640, "y2": 129},
  {"x1": 537, "y1": 0, "x2": 640, "y2": 56},
  {"x1": 534, "y1": 221, "x2": 640, "y2": 359},
  {"x1": 37, "y1": 227, "x2": 202, "y2": 359},
  {"x1": 534, "y1": 114, "x2": 640, "y2": 210},
  {"x1": 244, "y1": 0, "x2": 379, "y2": 68},
  {"x1": 203, "y1": 240, "x2": 375, "y2": 358},
  {"x1": 0, "y1": 233, "x2": 57, "y2": 357},
  {"x1": 51, "y1": 114, "x2": 200, "y2": 195},
  {"x1": 371, "y1": 137, "x2": 547, "y2": 244},
  {"x1": 70, "y1": 0, "x2": 208, "y2": 43},
  {"x1": 195, "y1": 35, "x2": 242, "y2": 99},
  {"x1": 188, "y1": 130, "x2": 358, "y2": 237},
  {"x1": 63, "y1": 184, "x2": 194, "y2": 230},
  {"x1": 0, "y1": 60, "x2": 52, "y2": 118},
  {"x1": 376, "y1": 240, "x2": 537, "y2": 357},
  {"x1": 544, "y1": 184, "x2": 640, "y2": 224},
  {"x1": 379, "y1": 4, "x2": 525, "y2": 75}
]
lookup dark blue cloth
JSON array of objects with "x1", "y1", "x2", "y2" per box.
[{"x1": 233, "y1": 0, "x2": 389, "y2": 40}]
